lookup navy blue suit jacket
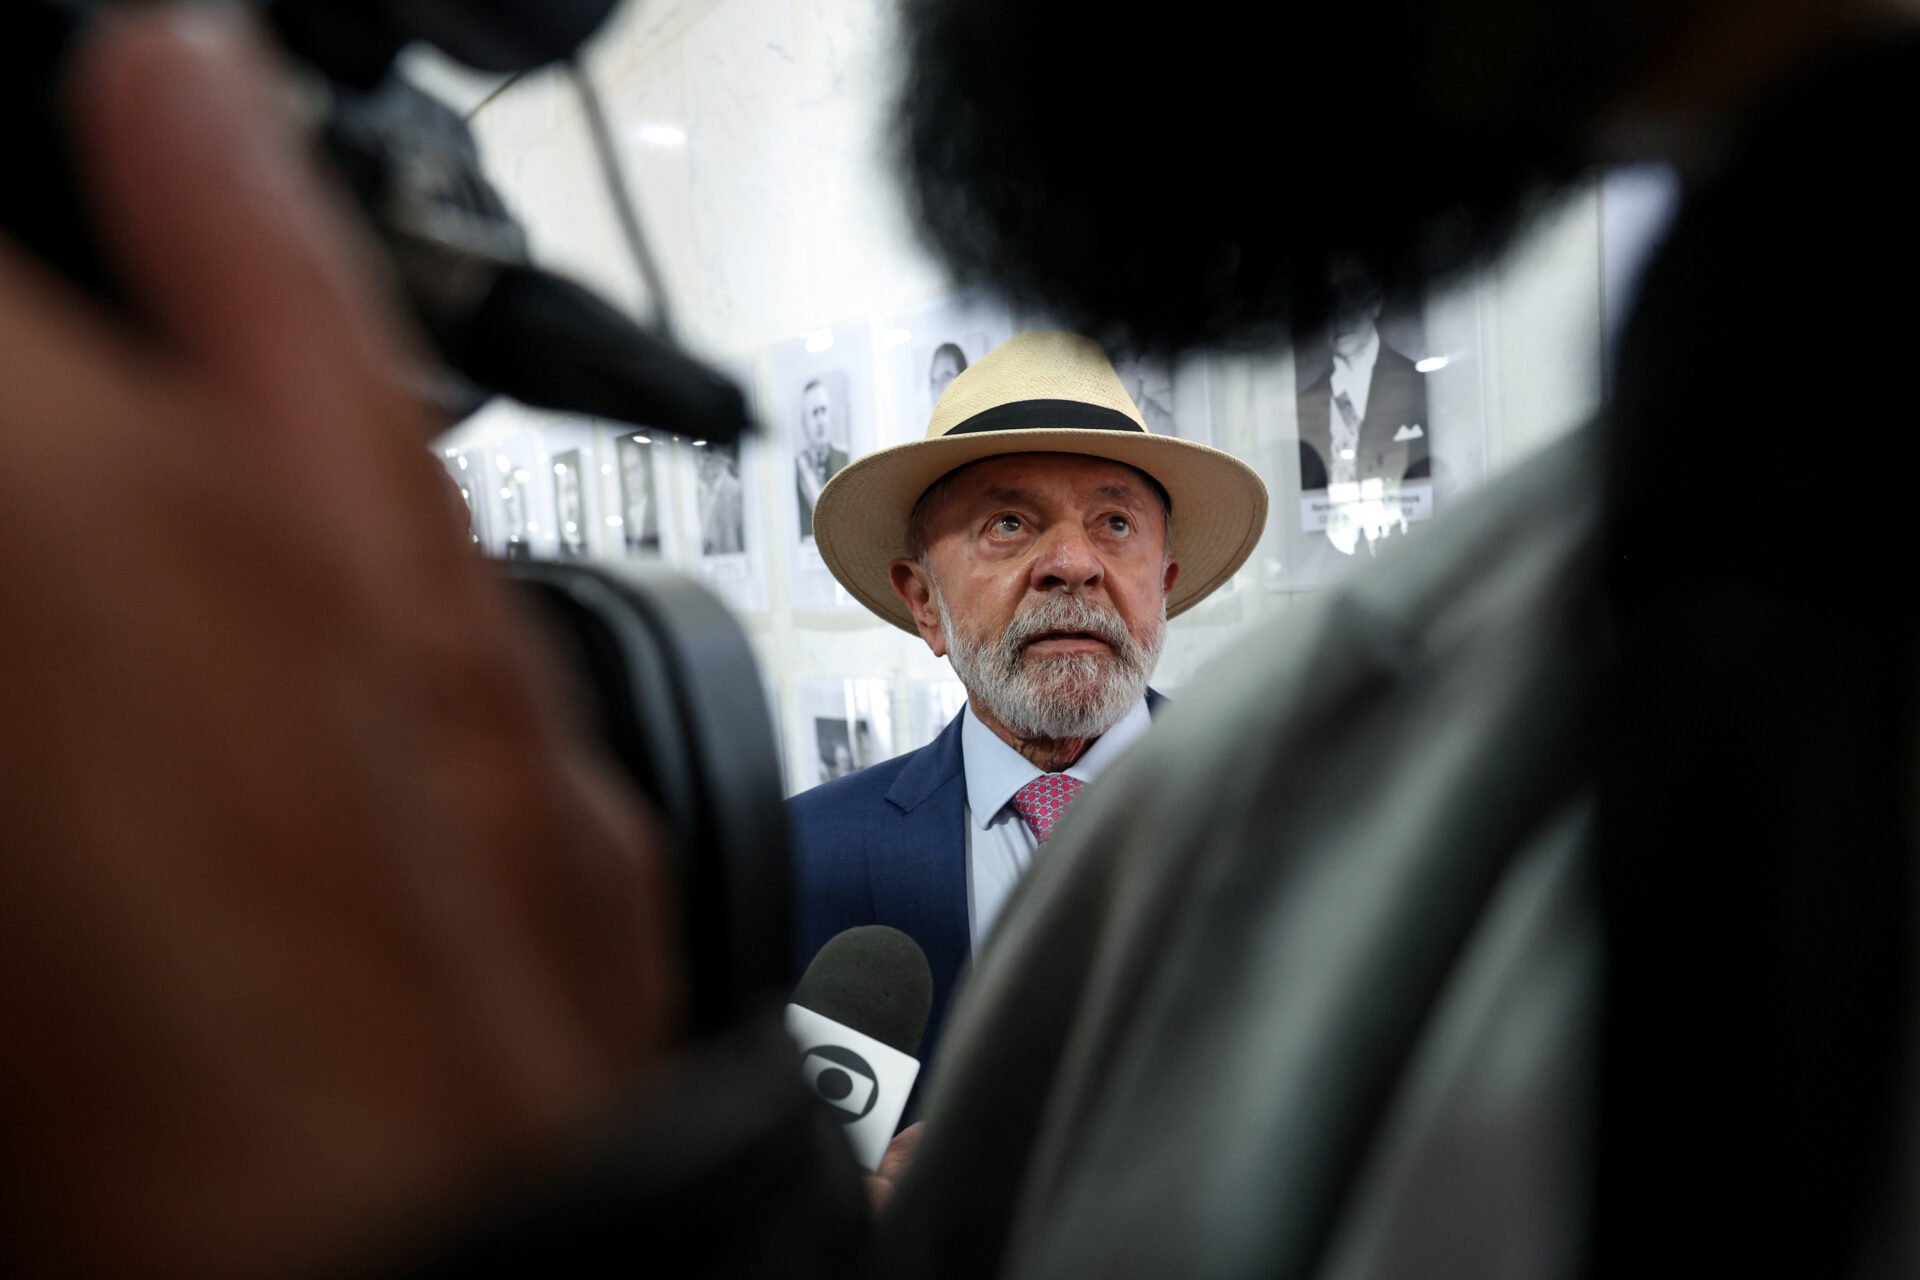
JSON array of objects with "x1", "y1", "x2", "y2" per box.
[{"x1": 788, "y1": 692, "x2": 1163, "y2": 1086}]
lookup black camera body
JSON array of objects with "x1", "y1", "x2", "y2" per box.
[{"x1": 3, "y1": 0, "x2": 793, "y2": 1038}]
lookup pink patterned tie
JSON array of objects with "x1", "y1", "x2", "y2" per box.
[{"x1": 1010, "y1": 773, "x2": 1085, "y2": 842}]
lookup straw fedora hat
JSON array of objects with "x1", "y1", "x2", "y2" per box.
[{"x1": 812, "y1": 330, "x2": 1268, "y2": 633}]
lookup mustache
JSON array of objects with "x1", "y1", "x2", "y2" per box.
[{"x1": 1003, "y1": 595, "x2": 1133, "y2": 655}]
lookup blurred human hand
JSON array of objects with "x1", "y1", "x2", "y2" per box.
[
  {"x1": 0, "y1": 6, "x2": 679, "y2": 1274},
  {"x1": 866, "y1": 1121, "x2": 925, "y2": 1213}
]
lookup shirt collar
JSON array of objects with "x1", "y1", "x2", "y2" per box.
[{"x1": 960, "y1": 696, "x2": 1154, "y2": 830}]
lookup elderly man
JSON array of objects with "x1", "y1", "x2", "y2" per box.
[{"x1": 787, "y1": 330, "x2": 1266, "y2": 1071}]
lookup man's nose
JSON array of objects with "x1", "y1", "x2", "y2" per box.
[{"x1": 1031, "y1": 522, "x2": 1103, "y2": 593}]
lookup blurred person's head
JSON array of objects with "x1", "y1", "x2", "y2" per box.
[
  {"x1": 802, "y1": 379, "x2": 834, "y2": 452},
  {"x1": 894, "y1": 0, "x2": 1863, "y2": 351}
]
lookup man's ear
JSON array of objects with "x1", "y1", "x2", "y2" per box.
[
  {"x1": 890, "y1": 558, "x2": 948, "y2": 656},
  {"x1": 1161, "y1": 555, "x2": 1181, "y2": 599}
]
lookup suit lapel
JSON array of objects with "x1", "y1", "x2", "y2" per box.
[
  {"x1": 866, "y1": 697, "x2": 1161, "y2": 1009},
  {"x1": 870, "y1": 712, "x2": 971, "y2": 991}
]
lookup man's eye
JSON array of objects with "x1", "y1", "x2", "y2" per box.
[
  {"x1": 1105, "y1": 515, "x2": 1134, "y2": 537},
  {"x1": 990, "y1": 515, "x2": 1024, "y2": 536}
]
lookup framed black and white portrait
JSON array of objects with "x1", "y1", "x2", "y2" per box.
[
  {"x1": 793, "y1": 676, "x2": 894, "y2": 790},
  {"x1": 1291, "y1": 268, "x2": 1434, "y2": 535},
  {"x1": 767, "y1": 325, "x2": 875, "y2": 609},
  {"x1": 550, "y1": 448, "x2": 589, "y2": 559},
  {"x1": 877, "y1": 293, "x2": 1014, "y2": 446},
  {"x1": 613, "y1": 430, "x2": 664, "y2": 556},
  {"x1": 484, "y1": 437, "x2": 544, "y2": 561},
  {"x1": 1264, "y1": 265, "x2": 1490, "y2": 590},
  {"x1": 693, "y1": 440, "x2": 746, "y2": 557},
  {"x1": 814, "y1": 717, "x2": 868, "y2": 782},
  {"x1": 676, "y1": 358, "x2": 770, "y2": 613},
  {"x1": 790, "y1": 368, "x2": 852, "y2": 543},
  {"x1": 1111, "y1": 352, "x2": 1216, "y2": 445}
]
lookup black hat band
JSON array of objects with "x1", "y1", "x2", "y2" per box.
[{"x1": 945, "y1": 399, "x2": 1145, "y2": 437}]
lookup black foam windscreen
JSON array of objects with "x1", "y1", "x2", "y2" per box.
[
  {"x1": 792, "y1": 926, "x2": 933, "y2": 1059},
  {"x1": 392, "y1": 0, "x2": 620, "y2": 72}
]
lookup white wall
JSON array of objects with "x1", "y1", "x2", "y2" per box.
[{"x1": 429, "y1": 0, "x2": 1607, "y2": 793}]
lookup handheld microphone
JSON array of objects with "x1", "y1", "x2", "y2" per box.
[{"x1": 786, "y1": 926, "x2": 932, "y2": 1170}]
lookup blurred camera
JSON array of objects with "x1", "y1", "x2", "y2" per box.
[{"x1": 0, "y1": 0, "x2": 793, "y2": 1039}]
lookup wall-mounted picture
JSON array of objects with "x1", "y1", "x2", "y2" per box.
[
  {"x1": 814, "y1": 716, "x2": 877, "y2": 782},
  {"x1": 441, "y1": 450, "x2": 490, "y2": 548},
  {"x1": 1111, "y1": 353, "x2": 1215, "y2": 445},
  {"x1": 694, "y1": 440, "x2": 746, "y2": 557},
  {"x1": 768, "y1": 325, "x2": 875, "y2": 550},
  {"x1": 1262, "y1": 263, "x2": 1489, "y2": 592},
  {"x1": 793, "y1": 676, "x2": 895, "y2": 791},
  {"x1": 924, "y1": 338, "x2": 972, "y2": 407},
  {"x1": 676, "y1": 358, "x2": 769, "y2": 614},
  {"x1": 614, "y1": 431, "x2": 663, "y2": 556},
  {"x1": 1292, "y1": 265, "x2": 1436, "y2": 559},
  {"x1": 878, "y1": 293, "x2": 1014, "y2": 445},
  {"x1": 490, "y1": 444, "x2": 539, "y2": 561},
  {"x1": 551, "y1": 448, "x2": 589, "y2": 559},
  {"x1": 791, "y1": 369, "x2": 851, "y2": 542},
  {"x1": 767, "y1": 325, "x2": 875, "y2": 609}
]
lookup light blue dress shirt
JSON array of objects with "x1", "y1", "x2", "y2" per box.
[{"x1": 960, "y1": 698, "x2": 1153, "y2": 954}]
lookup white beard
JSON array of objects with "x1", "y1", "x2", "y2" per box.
[{"x1": 937, "y1": 586, "x2": 1164, "y2": 740}]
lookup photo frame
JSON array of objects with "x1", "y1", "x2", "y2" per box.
[
  {"x1": 1264, "y1": 269, "x2": 1488, "y2": 591},
  {"x1": 875, "y1": 292, "x2": 1015, "y2": 447},
  {"x1": 791, "y1": 676, "x2": 895, "y2": 791},
  {"x1": 607, "y1": 427, "x2": 666, "y2": 559},
  {"x1": 550, "y1": 446, "x2": 590, "y2": 560},
  {"x1": 440, "y1": 448, "x2": 492, "y2": 549},
  {"x1": 677, "y1": 357, "x2": 770, "y2": 612},
  {"x1": 476, "y1": 428, "x2": 552, "y2": 561},
  {"x1": 1111, "y1": 352, "x2": 1216, "y2": 445},
  {"x1": 766, "y1": 324, "x2": 876, "y2": 610}
]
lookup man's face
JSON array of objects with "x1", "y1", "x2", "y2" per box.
[
  {"x1": 891, "y1": 453, "x2": 1179, "y2": 740},
  {"x1": 802, "y1": 383, "x2": 833, "y2": 451}
]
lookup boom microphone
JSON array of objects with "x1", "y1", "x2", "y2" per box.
[{"x1": 787, "y1": 926, "x2": 932, "y2": 1169}]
